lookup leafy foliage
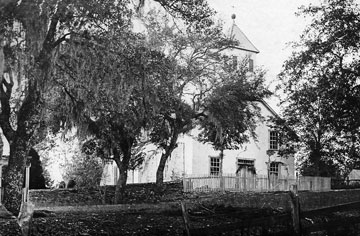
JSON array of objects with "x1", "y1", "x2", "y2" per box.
[
  {"x1": 81, "y1": 137, "x2": 146, "y2": 171},
  {"x1": 0, "y1": 0, "x2": 137, "y2": 213},
  {"x1": 278, "y1": 0, "x2": 360, "y2": 177},
  {"x1": 47, "y1": 0, "x2": 216, "y2": 194},
  {"x1": 140, "y1": 8, "x2": 245, "y2": 185},
  {"x1": 0, "y1": 0, "x2": 229, "y2": 208},
  {"x1": 63, "y1": 152, "x2": 104, "y2": 189},
  {"x1": 198, "y1": 62, "x2": 271, "y2": 151},
  {"x1": 136, "y1": 7, "x2": 274, "y2": 184}
]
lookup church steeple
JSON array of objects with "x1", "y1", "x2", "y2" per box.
[{"x1": 228, "y1": 15, "x2": 259, "y2": 54}]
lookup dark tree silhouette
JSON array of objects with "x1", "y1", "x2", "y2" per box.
[{"x1": 278, "y1": 0, "x2": 360, "y2": 177}]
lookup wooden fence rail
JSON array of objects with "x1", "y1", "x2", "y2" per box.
[
  {"x1": 181, "y1": 198, "x2": 360, "y2": 235},
  {"x1": 183, "y1": 175, "x2": 331, "y2": 192}
]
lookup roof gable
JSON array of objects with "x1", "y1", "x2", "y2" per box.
[
  {"x1": 259, "y1": 99, "x2": 279, "y2": 119},
  {"x1": 229, "y1": 23, "x2": 259, "y2": 54}
]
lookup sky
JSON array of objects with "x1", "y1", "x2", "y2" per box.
[{"x1": 207, "y1": 0, "x2": 320, "y2": 112}]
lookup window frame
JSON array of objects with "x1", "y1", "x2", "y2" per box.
[
  {"x1": 209, "y1": 156, "x2": 221, "y2": 176},
  {"x1": 269, "y1": 162, "x2": 283, "y2": 179},
  {"x1": 269, "y1": 162, "x2": 279, "y2": 175},
  {"x1": 269, "y1": 131, "x2": 279, "y2": 150},
  {"x1": 237, "y1": 158, "x2": 255, "y2": 167}
]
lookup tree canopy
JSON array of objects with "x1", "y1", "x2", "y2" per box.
[
  {"x1": 199, "y1": 64, "x2": 271, "y2": 151},
  {"x1": 278, "y1": 0, "x2": 360, "y2": 177},
  {"x1": 0, "y1": 0, "x2": 275, "y2": 210},
  {"x1": 139, "y1": 7, "x2": 261, "y2": 186},
  {"x1": 138, "y1": 8, "x2": 273, "y2": 184},
  {"x1": 0, "y1": 0, "x2": 218, "y2": 211}
]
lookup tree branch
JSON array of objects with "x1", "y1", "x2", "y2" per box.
[{"x1": 52, "y1": 32, "x2": 72, "y2": 48}]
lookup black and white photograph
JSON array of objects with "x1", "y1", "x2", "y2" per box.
[{"x1": 0, "y1": 0, "x2": 360, "y2": 235}]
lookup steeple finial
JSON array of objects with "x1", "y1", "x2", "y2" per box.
[{"x1": 231, "y1": 4, "x2": 236, "y2": 22}]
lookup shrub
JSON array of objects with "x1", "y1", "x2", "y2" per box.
[{"x1": 63, "y1": 153, "x2": 104, "y2": 190}]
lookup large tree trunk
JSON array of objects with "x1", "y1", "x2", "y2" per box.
[
  {"x1": 3, "y1": 140, "x2": 29, "y2": 214},
  {"x1": 155, "y1": 153, "x2": 168, "y2": 187},
  {"x1": 219, "y1": 148, "x2": 224, "y2": 176},
  {"x1": 114, "y1": 164, "x2": 128, "y2": 203},
  {"x1": 308, "y1": 139, "x2": 322, "y2": 176},
  {"x1": 310, "y1": 149, "x2": 321, "y2": 176},
  {"x1": 3, "y1": 85, "x2": 41, "y2": 214},
  {"x1": 113, "y1": 146, "x2": 131, "y2": 204},
  {"x1": 1, "y1": 4, "x2": 60, "y2": 214},
  {"x1": 156, "y1": 133, "x2": 178, "y2": 188},
  {"x1": 1, "y1": 17, "x2": 54, "y2": 213}
]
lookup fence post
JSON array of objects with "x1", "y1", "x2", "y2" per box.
[
  {"x1": 181, "y1": 201, "x2": 191, "y2": 236},
  {"x1": 289, "y1": 184, "x2": 301, "y2": 235},
  {"x1": 243, "y1": 171, "x2": 247, "y2": 192},
  {"x1": 253, "y1": 175, "x2": 256, "y2": 191},
  {"x1": 23, "y1": 157, "x2": 31, "y2": 203},
  {"x1": 235, "y1": 175, "x2": 239, "y2": 191},
  {"x1": 221, "y1": 176, "x2": 225, "y2": 193},
  {"x1": 297, "y1": 174, "x2": 300, "y2": 191},
  {"x1": 183, "y1": 175, "x2": 186, "y2": 192}
]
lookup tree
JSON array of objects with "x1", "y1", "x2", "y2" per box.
[
  {"x1": 198, "y1": 62, "x2": 271, "y2": 175},
  {"x1": 0, "y1": 0, "x2": 136, "y2": 213},
  {"x1": 49, "y1": 0, "x2": 217, "y2": 201},
  {"x1": 141, "y1": 8, "x2": 240, "y2": 187},
  {"x1": 0, "y1": 1, "x2": 65, "y2": 213},
  {"x1": 136, "y1": 0, "x2": 214, "y2": 24},
  {"x1": 278, "y1": 0, "x2": 360, "y2": 177},
  {"x1": 0, "y1": 0, "x2": 217, "y2": 211},
  {"x1": 56, "y1": 32, "x2": 176, "y2": 201},
  {"x1": 150, "y1": 97, "x2": 195, "y2": 187}
]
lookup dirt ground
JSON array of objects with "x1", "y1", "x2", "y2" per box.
[
  {"x1": 2, "y1": 182, "x2": 360, "y2": 236},
  {"x1": 1, "y1": 204, "x2": 289, "y2": 236},
  {"x1": 28, "y1": 207, "x2": 290, "y2": 236},
  {"x1": 2, "y1": 203, "x2": 360, "y2": 235},
  {"x1": 1, "y1": 209, "x2": 187, "y2": 236},
  {"x1": 29, "y1": 204, "x2": 360, "y2": 236},
  {"x1": 30, "y1": 210, "x2": 185, "y2": 236}
]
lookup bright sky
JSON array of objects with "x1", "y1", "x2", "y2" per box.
[{"x1": 207, "y1": 0, "x2": 320, "y2": 112}]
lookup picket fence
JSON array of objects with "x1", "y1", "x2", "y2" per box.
[{"x1": 183, "y1": 175, "x2": 331, "y2": 192}]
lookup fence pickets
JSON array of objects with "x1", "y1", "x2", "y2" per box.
[{"x1": 183, "y1": 175, "x2": 331, "y2": 192}]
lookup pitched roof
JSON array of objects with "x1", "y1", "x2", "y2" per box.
[
  {"x1": 229, "y1": 23, "x2": 259, "y2": 54},
  {"x1": 260, "y1": 99, "x2": 279, "y2": 119}
]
